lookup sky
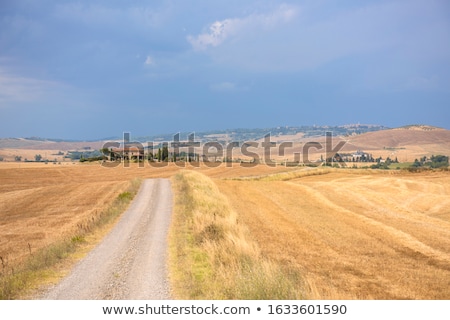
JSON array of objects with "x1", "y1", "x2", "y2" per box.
[{"x1": 1, "y1": 0, "x2": 450, "y2": 140}]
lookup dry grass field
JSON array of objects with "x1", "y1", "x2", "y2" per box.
[
  {"x1": 0, "y1": 162, "x2": 295, "y2": 269},
  {"x1": 216, "y1": 170, "x2": 450, "y2": 299},
  {"x1": 169, "y1": 170, "x2": 305, "y2": 299},
  {"x1": 1, "y1": 160, "x2": 449, "y2": 299}
]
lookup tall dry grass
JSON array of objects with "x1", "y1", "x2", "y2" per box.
[
  {"x1": 168, "y1": 170, "x2": 305, "y2": 299},
  {"x1": 0, "y1": 178, "x2": 141, "y2": 300}
]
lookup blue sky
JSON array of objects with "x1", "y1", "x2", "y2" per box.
[{"x1": 1, "y1": 0, "x2": 449, "y2": 139}]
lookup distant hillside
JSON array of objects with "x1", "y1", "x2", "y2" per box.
[
  {"x1": 134, "y1": 124, "x2": 389, "y2": 143},
  {"x1": 346, "y1": 125, "x2": 450, "y2": 150},
  {"x1": 1, "y1": 124, "x2": 449, "y2": 163},
  {"x1": 1, "y1": 124, "x2": 448, "y2": 155},
  {"x1": 0, "y1": 138, "x2": 104, "y2": 151},
  {"x1": 0, "y1": 124, "x2": 389, "y2": 148}
]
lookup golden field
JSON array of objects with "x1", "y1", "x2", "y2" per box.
[
  {"x1": 216, "y1": 170, "x2": 450, "y2": 299},
  {"x1": 1, "y1": 161, "x2": 449, "y2": 299},
  {"x1": 0, "y1": 162, "x2": 294, "y2": 268}
]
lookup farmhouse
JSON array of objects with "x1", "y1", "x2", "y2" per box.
[
  {"x1": 110, "y1": 145, "x2": 145, "y2": 161},
  {"x1": 338, "y1": 150, "x2": 374, "y2": 162},
  {"x1": 350, "y1": 150, "x2": 373, "y2": 162}
]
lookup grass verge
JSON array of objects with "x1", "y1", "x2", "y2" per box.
[
  {"x1": 168, "y1": 170, "x2": 306, "y2": 299},
  {"x1": 0, "y1": 178, "x2": 142, "y2": 300}
]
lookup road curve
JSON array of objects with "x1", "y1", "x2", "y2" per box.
[{"x1": 40, "y1": 179, "x2": 173, "y2": 300}]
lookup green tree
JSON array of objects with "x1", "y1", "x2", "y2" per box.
[
  {"x1": 35, "y1": 154, "x2": 42, "y2": 161},
  {"x1": 385, "y1": 157, "x2": 392, "y2": 166},
  {"x1": 162, "y1": 145, "x2": 169, "y2": 161},
  {"x1": 157, "y1": 148, "x2": 162, "y2": 162},
  {"x1": 429, "y1": 155, "x2": 449, "y2": 168},
  {"x1": 100, "y1": 148, "x2": 111, "y2": 158},
  {"x1": 412, "y1": 159, "x2": 422, "y2": 168}
]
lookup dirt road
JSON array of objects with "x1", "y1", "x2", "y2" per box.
[{"x1": 40, "y1": 179, "x2": 173, "y2": 300}]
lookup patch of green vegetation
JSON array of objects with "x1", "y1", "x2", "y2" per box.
[
  {"x1": 389, "y1": 162, "x2": 413, "y2": 170},
  {"x1": 407, "y1": 155, "x2": 449, "y2": 171},
  {"x1": 117, "y1": 191, "x2": 132, "y2": 201},
  {"x1": 383, "y1": 147, "x2": 406, "y2": 151},
  {"x1": 70, "y1": 235, "x2": 86, "y2": 244}
]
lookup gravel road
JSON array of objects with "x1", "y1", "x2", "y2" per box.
[{"x1": 40, "y1": 178, "x2": 173, "y2": 300}]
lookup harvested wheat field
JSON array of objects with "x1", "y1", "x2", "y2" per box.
[
  {"x1": 216, "y1": 170, "x2": 450, "y2": 299},
  {"x1": 2, "y1": 161, "x2": 449, "y2": 300},
  {"x1": 0, "y1": 162, "x2": 296, "y2": 270}
]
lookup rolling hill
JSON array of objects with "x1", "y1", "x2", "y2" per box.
[
  {"x1": 346, "y1": 125, "x2": 450, "y2": 150},
  {"x1": 0, "y1": 124, "x2": 449, "y2": 163}
]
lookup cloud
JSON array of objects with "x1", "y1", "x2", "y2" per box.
[
  {"x1": 187, "y1": 4, "x2": 297, "y2": 51},
  {"x1": 187, "y1": 19, "x2": 234, "y2": 50},
  {"x1": 186, "y1": 0, "x2": 450, "y2": 79},
  {"x1": 144, "y1": 55, "x2": 155, "y2": 66}
]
